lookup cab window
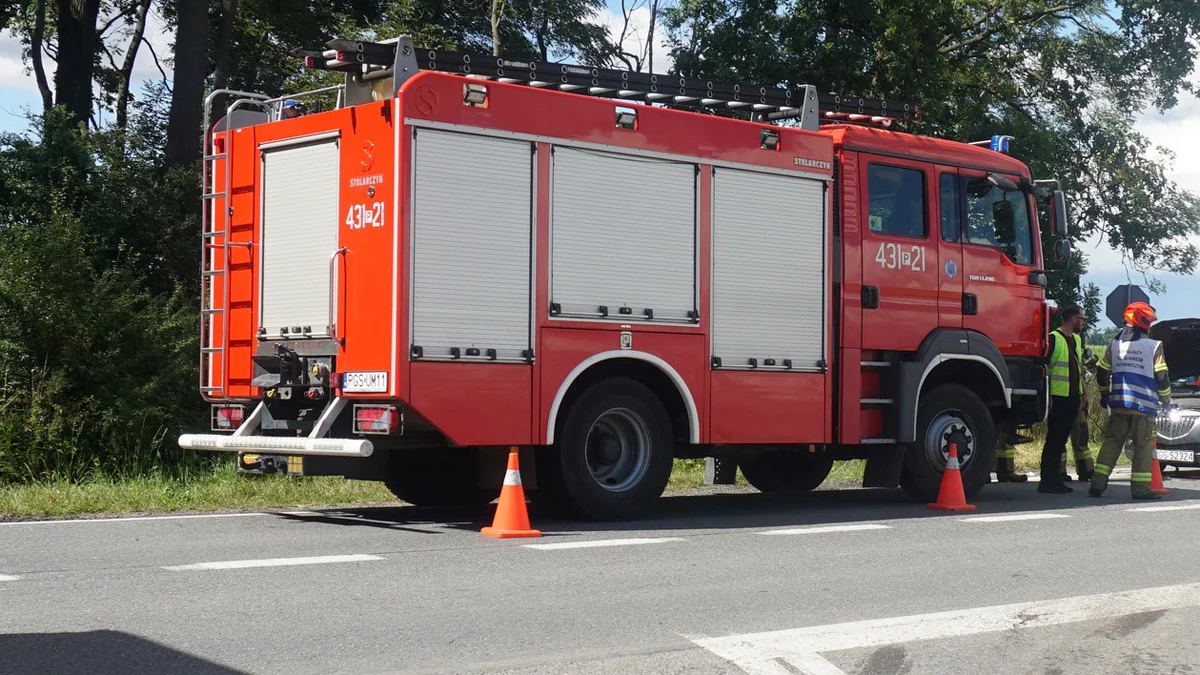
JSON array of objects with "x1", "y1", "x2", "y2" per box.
[
  {"x1": 867, "y1": 164, "x2": 927, "y2": 238},
  {"x1": 939, "y1": 173, "x2": 960, "y2": 242},
  {"x1": 963, "y1": 177, "x2": 1033, "y2": 265}
]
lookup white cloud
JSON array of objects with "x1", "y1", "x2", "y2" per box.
[
  {"x1": 592, "y1": 4, "x2": 673, "y2": 73},
  {"x1": 0, "y1": 30, "x2": 41, "y2": 93}
]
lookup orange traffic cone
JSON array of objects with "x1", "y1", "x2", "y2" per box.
[
  {"x1": 1150, "y1": 457, "x2": 1170, "y2": 496},
  {"x1": 481, "y1": 447, "x2": 541, "y2": 539},
  {"x1": 927, "y1": 443, "x2": 977, "y2": 512}
]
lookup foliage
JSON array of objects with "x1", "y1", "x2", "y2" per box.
[{"x1": 0, "y1": 105, "x2": 204, "y2": 483}]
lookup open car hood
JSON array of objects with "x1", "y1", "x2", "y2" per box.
[{"x1": 1151, "y1": 318, "x2": 1200, "y2": 379}]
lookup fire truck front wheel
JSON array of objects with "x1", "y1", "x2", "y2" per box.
[
  {"x1": 543, "y1": 377, "x2": 675, "y2": 521},
  {"x1": 900, "y1": 384, "x2": 996, "y2": 503}
]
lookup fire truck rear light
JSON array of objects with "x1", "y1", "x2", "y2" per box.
[
  {"x1": 615, "y1": 106, "x2": 638, "y2": 129},
  {"x1": 353, "y1": 405, "x2": 400, "y2": 435},
  {"x1": 760, "y1": 129, "x2": 780, "y2": 150},
  {"x1": 211, "y1": 404, "x2": 245, "y2": 431}
]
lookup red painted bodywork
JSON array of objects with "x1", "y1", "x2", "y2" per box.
[{"x1": 205, "y1": 70, "x2": 1047, "y2": 449}]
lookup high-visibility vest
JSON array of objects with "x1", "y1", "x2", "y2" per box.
[
  {"x1": 1048, "y1": 329, "x2": 1084, "y2": 397},
  {"x1": 1109, "y1": 335, "x2": 1163, "y2": 414}
]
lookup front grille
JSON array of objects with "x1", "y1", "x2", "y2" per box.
[{"x1": 1156, "y1": 413, "x2": 1200, "y2": 441}]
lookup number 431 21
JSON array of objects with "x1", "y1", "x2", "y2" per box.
[
  {"x1": 875, "y1": 242, "x2": 926, "y2": 271},
  {"x1": 346, "y1": 202, "x2": 384, "y2": 230}
]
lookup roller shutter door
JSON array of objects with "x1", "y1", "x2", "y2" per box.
[
  {"x1": 711, "y1": 167, "x2": 826, "y2": 370},
  {"x1": 551, "y1": 147, "x2": 697, "y2": 322},
  {"x1": 410, "y1": 129, "x2": 533, "y2": 361}
]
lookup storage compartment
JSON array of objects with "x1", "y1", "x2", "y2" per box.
[
  {"x1": 409, "y1": 128, "x2": 534, "y2": 362},
  {"x1": 550, "y1": 147, "x2": 697, "y2": 322}
]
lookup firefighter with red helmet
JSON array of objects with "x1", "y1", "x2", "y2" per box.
[{"x1": 1090, "y1": 301, "x2": 1172, "y2": 499}]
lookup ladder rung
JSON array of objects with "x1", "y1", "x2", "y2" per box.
[
  {"x1": 200, "y1": 386, "x2": 224, "y2": 392},
  {"x1": 202, "y1": 192, "x2": 226, "y2": 200},
  {"x1": 860, "y1": 398, "x2": 894, "y2": 405},
  {"x1": 204, "y1": 153, "x2": 227, "y2": 160},
  {"x1": 860, "y1": 438, "x2": 897, "y2": 445},
  {"x1": 861, "y1": 361, "x2": 891, "y2": 367},
  {"x1": 202, "y1": 309, "x2": 223, "y2": 315},
  {"x1": 201, "y1": 347, "x2": 223, "y2": 353},
  {"x1": 202, "y1": 269, "x2": 225, "y2": 276},
  {"x1": 203, "y1": 231, "x2": 226, "y2": 238}
]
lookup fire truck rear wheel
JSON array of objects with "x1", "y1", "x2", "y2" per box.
[
  {"x1": 900, "y1": 383, "x2": 996, "y2": 503},
  {"x1": 739, "y1": 449, "x2": 835, "y2": 493},
  {"x1": 544, "y1": 377, "x2": 675, "y2": 521}
]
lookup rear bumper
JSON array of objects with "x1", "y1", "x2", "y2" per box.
[{"x1": 178, "y1": 433, "x2": 373, "y2": 457}]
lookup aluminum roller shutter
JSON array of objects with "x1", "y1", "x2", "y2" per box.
[
  {"x1": 411, "y1": 129, "x2": 532, "y2": 362},
  {"x1": 551, "y1": 147, "x2": 697, "y2": 322},
  {"x1": 711, "y1": 167, "x2": 826, "y2": 371},
  {"x1": 260, "y1": 138, "x2": 341, "y2": 337}
]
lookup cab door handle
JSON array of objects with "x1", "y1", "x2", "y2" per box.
[
  {"x1": 962, "y1": 293, "x2": 978, "y2": 315},
  {"x1": 862, "y1": 285, "x2": 880, "y2": 310}
]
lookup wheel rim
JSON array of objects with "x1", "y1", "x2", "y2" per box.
[
  {"x1": 923, "y1": 411, "x2": 975, "y2": 470},
  {"x1": 584, "y1": 408, "x2": 652, "y2": 492}
]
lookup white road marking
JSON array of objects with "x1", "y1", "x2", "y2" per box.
[
  {"x1": 1128, "y1": 502, "x2": 1200, "y2": 512},
  {"x1": 757, "y1": 524, "x2": 891, "y2": 536},
  {"x1": 0, "y1": 512, "x2": 264, "y2": 526},
  {"x1": 692, "y1": 581, "x2": 1200, "y2": 675},
  {"x1": 524, "y1": 537, "x2": 685, "y2": 550},
  {"x1": 0, "y1": 574, "x2": 20, "y2": 582},
  {"x1": 163, "y1": 554, "x2": 382, "y2": 571},
  {"x1": 959, "y1": 513, "x2": 1070, "y2": 523}
]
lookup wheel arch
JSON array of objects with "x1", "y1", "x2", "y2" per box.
[
  {"x1": 896, "y1": 329, "x2": 1010, "y2": 443},
  {"x1": 545, "y1": 351, "x2": 700, "y2": 446}
]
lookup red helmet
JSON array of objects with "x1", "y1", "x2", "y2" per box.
[{"x1": 1124, "y1": 301, "x2": 1156, "y2": 330}]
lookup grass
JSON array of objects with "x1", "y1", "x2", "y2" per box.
[{"x1": 0, "y1": 436, "x2": 1129, "y2": 519}]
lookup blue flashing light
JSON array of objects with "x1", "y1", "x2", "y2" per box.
[{"x1": 990, "y1": 135, "x2": 1014, "y2": 154}]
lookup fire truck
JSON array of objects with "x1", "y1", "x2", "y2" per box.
[{"x1": 178, "y1": 35, "x2": 1071, "y2": 520}]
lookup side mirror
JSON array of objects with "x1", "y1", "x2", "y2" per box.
[
  {"x1": 987, "y1": 173, "x2": 1020, "y2": 192},
  {"x1": 1053, "y1": 238, "x2": 1071, "y2": 262},
  {"x1": 1050, "y1": 189, "x2": 1069, "y2": 237}
]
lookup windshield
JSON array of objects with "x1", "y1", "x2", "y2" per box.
[{"x1": 963, "y1": 178, "x2": 1033, "y2": 265}]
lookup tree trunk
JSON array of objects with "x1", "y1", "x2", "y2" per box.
[
  {"x1": 212, "y1": 0, "x2": 238, "y2": 91},
  {"x1": 165, "y1": 0, "x2": 211, "y2": 168},
  {"x1": 31, "y1": 0, "x2": 53, "y2": 112},
  {"x1": 647, "y1": 0, "x2": 657, "y2": 73},
  {"x1": 116, "y1": 0, "x2": 153, "y2": 130},
  {"x1": 53, "y1": 0, "x2": 102, "y2": 127},
  {"x1": 491, "y1": 0, "x2": 504, "y2": 57}
]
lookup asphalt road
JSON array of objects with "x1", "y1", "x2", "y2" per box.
[{"x1": 4, "y1": 470, "x2": 1200, "y2": 675}]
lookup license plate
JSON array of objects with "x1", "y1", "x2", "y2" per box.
[
  {"x1": 342, "y1": 371, "x2": 388, "y2": 393},
  {"x1": 1156, "y1": 449, "x2": 1195, "y2": 463}
]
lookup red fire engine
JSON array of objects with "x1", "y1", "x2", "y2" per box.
[{"x1": 179, "y1": 36, "x2": 1071, "y2": 520}]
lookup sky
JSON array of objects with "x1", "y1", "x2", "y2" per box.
[{"x1": 0, "y1": 2, "x2": 1196, "y2": 323}]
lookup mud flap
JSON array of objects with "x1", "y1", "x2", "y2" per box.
[{"x1": 862, "y1": 446, "x2": 905, "y2": 488}]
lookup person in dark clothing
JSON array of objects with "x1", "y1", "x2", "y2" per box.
[{"x1": 1041, "y1": 304, "x2": 1087, "y2": 494}]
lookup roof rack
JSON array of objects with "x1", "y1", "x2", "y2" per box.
[{"x1": 290, "y1": 35, "x2": 921, "y2": 131}]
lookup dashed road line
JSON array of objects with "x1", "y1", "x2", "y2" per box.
[
  {"x1": 757, "y1": 524, "x2": 891, "y2": 536},
  {"x1": 163, "y1": 553, "x2": 382, "y2": 571},
  {"x1": 0, "y1": 574, "x2": 20, "y2": 582},
  {"x1": 959, "y1": 513, "x2": 1070, "y2": 523},
  {"x1": 1128, "y1": 501, "x2": 1200, "y2": 512},
  {"x1": 691, "y1": 581, "x2": 1200, "y2": 675},
  {"x1": 524, "y1": 537, "x2": 685, "y2": 550},
  {"x1": 0, "y1": 512, "x2": 265, "y2": 526}
]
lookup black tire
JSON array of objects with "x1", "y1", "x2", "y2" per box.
[
  {"x1": 540, "y1": 377, "x2": 674, "y2": 521},
  {"x1": 900, "y1": 384, "x2": 996, "y2": 503},
  {"x1": 740, "y1": 449, "x2": 835, "y2": 493},
  {"x1": 384, "y1": 449, "x2": 499, "y2": 508}
]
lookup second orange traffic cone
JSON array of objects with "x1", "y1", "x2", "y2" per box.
[
  {"x1": 1151, "y1": 458, "x2": 1170, "y2": 496},
  {"x1": 481, "y1": 447, "x2": 541, "y2": 539},
  {"x1": 927, "y1": 443, "x2": 977, "y2": 512}
]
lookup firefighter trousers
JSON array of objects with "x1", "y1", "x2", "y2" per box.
[
  {"x1": 1090, "y1": 411, "x2": 1155, "y2": 498},
  {"x1": 1060, "y1": 408, "x2": 1094, "y2": 476},
  {"x1": 1041, "y1": 396, "x2": 1080, "y2": 486}
]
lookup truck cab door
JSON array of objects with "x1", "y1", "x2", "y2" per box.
[
  {"x1": 958, "y1": 170, "x2": 1043, "y2": 355},
  {"x1": 859, "y1": 157, "x2": 938, "y2": 352},
  {"x1": 936, "y1": 168, "x2": 964, "y2": 329}
]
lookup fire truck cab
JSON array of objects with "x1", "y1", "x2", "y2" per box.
[{"x1": 179, "y1": 36, "x2": 1070, "y2": 520}]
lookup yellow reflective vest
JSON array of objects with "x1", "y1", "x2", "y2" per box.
[{"x1": 1048, "y1": 329, "x2": 1084, "y2": 398}]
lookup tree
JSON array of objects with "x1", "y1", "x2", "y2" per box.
[
  {"x1": 164, "y1": 0, "x2": 208, "y2": 168},
  {"x1": 53, "y1": 0, "x2": 102, "y2": 127},
  {"x1": 663, "y1": 0, "x2": 1200, "y2": 290}
]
